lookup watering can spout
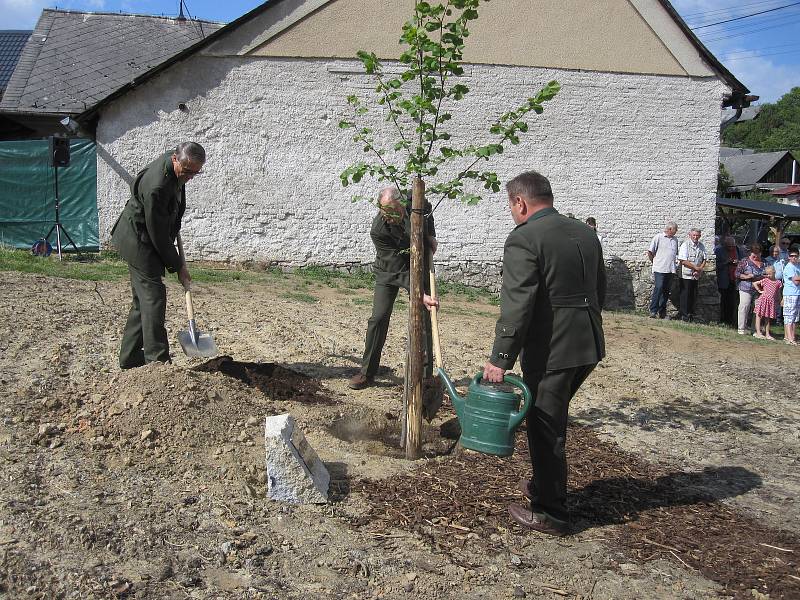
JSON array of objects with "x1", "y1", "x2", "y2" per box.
[{"x1": 437, "y1": 367, "x2": 464, "y2": 421}]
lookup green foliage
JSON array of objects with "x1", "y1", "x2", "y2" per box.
[
  {"x1": 717, "y1": 164, "x2": 733, "y2": 196},
  {"x1": 722, "y1": 87, "x2": 800, "y2": 151},
  {"x1": 296, "y1": 265, "x2": 375, "y2": 289},
  {"x1": 0, "y1": 247, "x2": 284, "y2": 285},
  {"x1": 339, "y1": 0, "x2": 559, "y2": 206},
  {"x1": 741, "y1": 189, "x2": 778, "y2": 202},
  {"x1": 283, "y1": 292, "x2": 318, "y2": 304},
  {"x1": 0, "y1": 247, "x2": 129, "y2": 281}
]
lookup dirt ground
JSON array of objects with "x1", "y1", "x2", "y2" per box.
[{"x1": 0, "y1": 268, "x2": 799, "y2": 599}]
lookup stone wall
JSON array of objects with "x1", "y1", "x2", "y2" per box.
[{"x1": 95, "y1": 55, "x2": 726, "y2": 311}]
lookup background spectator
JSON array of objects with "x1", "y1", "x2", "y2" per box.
[
  {"x1": 647, "y1": 222, "x2": 678, "y2": 319},
  {"x1": 677, "y1": 228, "x2": 707, "y2": 321},
  {"x1": 752, "y1": 266, "x2": 782, "y2": 340},
  {"x1": 715, "y1": 235, "x2": 743, "y2": 327},
  {"x1": 735, "y1": 243, "x2": 766, "y2": 335},
  {"x1": 783, "y1": 247, "x2": 800, "y2": 346}
]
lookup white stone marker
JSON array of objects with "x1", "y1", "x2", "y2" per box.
[{"x1": 264, "y1": 414, "x2": 330, "y2": 504}]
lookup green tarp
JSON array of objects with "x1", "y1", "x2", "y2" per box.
[{"x1": 0, "y1": 139, "x2": 98, "y2": 251}]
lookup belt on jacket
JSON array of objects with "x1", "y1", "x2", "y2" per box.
[{"x1": 549, "y1": 292, "x2": 596, "y2": 308}]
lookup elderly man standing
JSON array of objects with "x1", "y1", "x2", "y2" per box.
[
  {"x1": 646, "y1": 221, "x2": 678, "y2": 318},
  {"x1": 348, "y1": 187, "x2": 438, "y2": 390},
  {"x1": 111, "y1": 142, "x2": 205, "y2": 369},
  {"x1": 483, "y1": 171, "x2": 605, "y2": 536},
  {"x1": 677, "y1": 228, "x2": 707, "y2": 321}
]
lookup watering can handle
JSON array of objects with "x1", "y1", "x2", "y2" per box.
[
  {"x1": 471, "y1": 373, "x2": 533, "y2": 430},
  {"x1": 503, "y1": 374, "x2": 532, "y2": 430}
]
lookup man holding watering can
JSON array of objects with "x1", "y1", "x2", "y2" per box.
[{"x1": 483, "y1": 171, "x2": 606, "y2": 536}]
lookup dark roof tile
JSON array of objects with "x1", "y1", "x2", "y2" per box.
[
  {"x1": 0, "y1": 9, "x2": 222, "y2": 113},
  {"x1": 0, "y1": 31, "x2": 32, "y2": 89}
]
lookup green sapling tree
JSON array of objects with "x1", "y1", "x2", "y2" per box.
[{"x1": 339, "y1": 0, "x2": 560, "y2": 458}]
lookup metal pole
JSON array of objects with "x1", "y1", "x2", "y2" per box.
[{"x1": 54, "y1": 165, "x2": 63, "y2": 261}]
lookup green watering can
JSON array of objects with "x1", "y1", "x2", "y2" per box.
[{"x1": 438, "y1": 368, "x2": 532, "y2": 457}]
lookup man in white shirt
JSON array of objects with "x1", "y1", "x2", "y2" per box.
[
  {"x1": 677, "y1": 228, "x2": 707, "y2": 321},
  {"x1": 646, "y1": 221, "x2": 678, "y2": 318}
]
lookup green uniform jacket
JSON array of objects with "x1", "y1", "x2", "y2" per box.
[
  {"x1": 490, "y1": 207, "x2": 606, "y2": 372},
  {"x1": 111, "y1": 153, "x2": 186, "y2": 276},
  {"x1": 370, "y1": 205, "x2": 435, "y2": 290}
]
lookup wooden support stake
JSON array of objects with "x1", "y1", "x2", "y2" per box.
[{"x1": 405, "y1": 177, "x2": 425, "y2": 460}]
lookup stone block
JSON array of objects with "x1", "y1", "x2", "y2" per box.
[{"x1": 264, "y1": 414, "x2": 329, "y2": 504}]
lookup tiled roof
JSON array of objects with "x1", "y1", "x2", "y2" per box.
[
  {"x1": 0, "y1": 31, "x2": 31, "y2": 90},
  {"x1": 772, "y1": 184, "x2": 800, "y2": 196},
  {"x1": 0, "y1": 9, "x2": 223, "y2": 114},
  {"x1": 720, "y1": 151, "x2": 790, "y2": 187}
]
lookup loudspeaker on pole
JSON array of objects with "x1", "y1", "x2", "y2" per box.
[{"x1": 49, "y1": 136, "x2": 70, "y2": 167}]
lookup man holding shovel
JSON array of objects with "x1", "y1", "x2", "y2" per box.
[
  {"x1": 348, "y1": 186, "x2": 439, "y2": 390},
  {"x1": 111, "y1": 142, "x2": 206, "y2": 369},
  {"x1": 483, "y1": 171, "x2": 605, "y2": 536}
]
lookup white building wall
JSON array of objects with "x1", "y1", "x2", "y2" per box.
[{"x1": 96, "y1": 55, "x2": 725, "y2": 309}]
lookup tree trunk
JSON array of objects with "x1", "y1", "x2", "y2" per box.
[{"x1": 405, "y1": 177, "x2": 425, "y2": 460}]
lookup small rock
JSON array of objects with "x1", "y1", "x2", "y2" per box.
[
  {"x1": 509, "y1": 554, "x2": 522, "y2": 566},
  {"x1": 237, "y1": 430, "x2": 250, "y2": 442},
  {"x1": 405, "y1": 572, "x2": 418, "y2": 582},
  {"x1": 220, "y1": 541, "x2": 234, "y2": 554},
  {"x1": 246, "y1": 416, "x2": 259, "y2": 427},
  {"x1": 403, "y1": 582, "x2": 415, "y2": 593},
  {"x1": 255, "y1": 544, "x2": 273, "y2": 556},
  {"x1": 513, "y1": 586, "x2": 526, "y2": 598},
  {"x1": 140, "y1": 429, "x2": 154, "y2": 441},
  {"x1": 155, "y1": 561, "x2": 174, "y2": 582},
  {"x1": 38, "y1": 423, "x2": 56, "y2": 437}
]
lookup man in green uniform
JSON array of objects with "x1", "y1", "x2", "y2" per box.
[
  {"x1": 111, "y1": 142, "x2": 206, "y2": 369},
  {"x1": 483, "y1": 171, "x2": 606, "y2": 536},
  {"x1": 348, "y1": 186, "x2": 438, "y2": 390}
]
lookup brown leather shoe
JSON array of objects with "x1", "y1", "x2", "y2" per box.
[
  {"x1": 508, "y1": 504, "x2": 569, "y2": 537},
  {"x1": 348, "y1": 373, "x2": 373, "y2": 390},
  {"x1": 518, "y1": 479, "x2": 532, "y2": 500}
]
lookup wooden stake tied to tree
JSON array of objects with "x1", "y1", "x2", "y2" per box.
[{"x1": 340, "y1": 0, "x2": 560, "y2": 459}]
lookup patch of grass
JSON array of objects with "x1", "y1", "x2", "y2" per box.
[
  {"x1": 437, "y1": 280, "x2": 498, "y2": 304},
  {"x1": 609, "y1": 308, "x2": 786, "y2": 344},
  {"x1": 352, "y1": 298, "x2": 372, "y2": 306},
  {"x1": 296, "y1": 265, "x2": 375, "y2": 290},
  {"x1": 0, "y1": 247, "x2": 128, "y2": 281},
  {"x1": 336, "y1": 288, "x2": 357, "y2": 295},
  {"x1": 0, "y1": 247, "x2": 285, "y2": 285},
  {"x1": 283, "y1": 291, "x2": 318, "y2": 304}
]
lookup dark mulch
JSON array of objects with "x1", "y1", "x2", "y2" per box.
[
  {"x1": 352, "y1": 424, "x2": 799, "y2": 599},
  {"x1": 193, "y1": 356, "x2": 338, "y2": 405}
]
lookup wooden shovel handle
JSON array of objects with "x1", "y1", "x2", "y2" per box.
[
  {"x1": 176, "y1": 234, "x2": 194, "y2": 319},
  {"x1": 428, "y1": 254, "x2": 443, "y2": 370},
  {"x1": 184, "y1": 289, "x2": 195, "y2": 321}
]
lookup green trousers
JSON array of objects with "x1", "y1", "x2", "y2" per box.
[
  {"x1": 523, "y1": 363, "x2": 596, "y2": 529},
  {"x1": 119, "y1": 265, "x2": 170, "y2": 369},
  {"x1": 360, "y1": 282, "x2": 433, "y2": 378}
]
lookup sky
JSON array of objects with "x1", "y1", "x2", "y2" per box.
[{"x1": 1, "y1": 0, "x2": 799, "y2": 104}]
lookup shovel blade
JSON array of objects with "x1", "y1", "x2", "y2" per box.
[
  {"x1": 178, "y1": 329, "x2": 219, "y2": 358},
  {"x1": 422, "y1": 375, "x2": 444, "y2": 422}
]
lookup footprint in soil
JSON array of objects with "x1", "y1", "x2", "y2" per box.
[{"x1": 193, "y1": 356, "x2": 338, "y2": 405}]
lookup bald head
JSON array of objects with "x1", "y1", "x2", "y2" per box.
[{"x1": 378, "y1": 186, "x2": 405, "y2": 224}]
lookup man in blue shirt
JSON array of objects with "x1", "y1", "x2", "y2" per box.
[{"x1": 783, "y1": 248, "x2": 800, "y2": 346}]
